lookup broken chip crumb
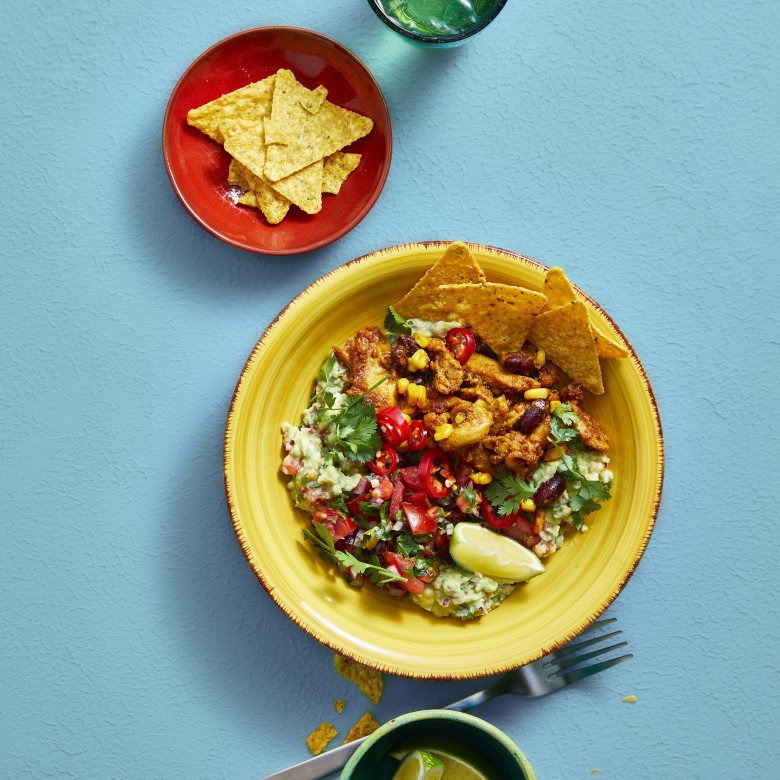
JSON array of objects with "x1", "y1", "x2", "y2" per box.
[
  {"x1": 333, "y1": 699, "x2": 345, "y2": 713},
  {"x1": 334, "y1": 655, "x2": 383, "y2": 704},
  {"x1": 306, "y1": 722, "x2": 338, "y2": 755},
  {"x1": 341, "y1": 711, "x2": 380, "y2": 744},
  {"x1": 623, "y1": 694, "x2": 637, "y2": 702},
  {"x1": 591, "y1": 770, "x2": 600, "y2": 775}
]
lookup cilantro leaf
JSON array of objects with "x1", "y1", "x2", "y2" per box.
[
  {"x1": 485, "y1": 471, "x2": 536, "y2": 516},
  {"x1": 333, "y1": 403, "x2": 381, "y2": 463},
  {"x1": 384, "y1": 306, "x2": 414, "y2": 335},
  {"x1": 304, "y1": 522, "x2": 404, "y2": 587},
  {"x1": 549, "y1": 402, "x2": 580, "y2": 444}
]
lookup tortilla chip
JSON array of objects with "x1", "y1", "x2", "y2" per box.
[
  {"x1": 333, "y1": 699, "x2": 345, "y2": 713},
  {"x1": 334, "y1": 655, "x2": 383, "y2": 704},
  {"x1": 395, "y1": 243, "x2": 487, "y2": 319},
  {"x1": 187, "y1": 75, "x2": 275, "y2": 144},
  {"x1": 541, "y1": 266, "x2": 577, "y2": 312},
  {"x1": 341, "y1": 712, "x2": 380, "y2": 745},
  {"x1": 270, "y1": 158, "x2": 323, "y2": 214},
  {"x1": 264, "y1": 70, "x2": 373, "y2": 181},
  {"x1": 224, "y1": 129, "x2": 318, "y2": 217},
  {"x1": 322, "y1": 152, "x2": 362, "y2": 194},
  {"x1": 594, "y1": 330, "x2": 629, "y2": 359},
  {"x1": 300, "y1": 84, "x2": 328, "y2": 114},
  {"x1": 306, "y1": 722, "x2": 338, "y2": 755},
  {"x1": 529, "y1": 300, "x2": 604, "y2": 394},
  {"x1": 428, "y1": 282, "x2": 547, "y2": 355},
  {"x1": 228, "y1": 159, "x2": 292, "y2": 224}
]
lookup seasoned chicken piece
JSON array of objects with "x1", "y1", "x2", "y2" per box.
[
  {"x1": 483, "y1": 411, "x2": 551, "y2": 472},
  {"x1": 424, "y1": 401, "x2": 493, "y2": 451},
  {"x1": 458, "y1": 383, "x2": 495, "y2": 405},
  {"x1": 462, "y1": 444, "x2": 495, "y2": 474},
  {"x1": 338, "y1": 326, "x2": 397, "y2": 409},
  {"x1": 559, "y1": 382, "x2": 584, "y2": 405},
  {"x1": 464, "y1": 353, "x2": 540, "y2": 395},
  {"x1": 425, "y1": 337, "x2": 465, "y2": 395},
  {"x1": 572, "y1": 404, "x2": 609, "y2": 451}
]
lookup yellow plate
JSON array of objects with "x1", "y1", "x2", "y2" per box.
[{"x1": 224, "y1": 242, "x2": 664, "y2": 679}]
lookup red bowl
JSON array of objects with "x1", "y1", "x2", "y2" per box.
[{"x1": 162, "y1": 27, "x2": 392, "y2": 255}]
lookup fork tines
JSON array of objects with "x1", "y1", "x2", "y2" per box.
[{"x1": 544, "y1": 617, "x2": 632, "y2": 682}]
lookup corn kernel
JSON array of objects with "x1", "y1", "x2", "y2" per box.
[
  {"x1": 402, "y1": 412, "x2": 412, "y2": 423},
  {"x1": 434, "y1": 423, "x2": 454, "y2": 441},
  {"x1": 533, "y1": 508, "x2": 546, "y2": 533},
  {"x1": 524, "y1": 388, "x2": 549, "y2": 400},
  {"x1": 535, "y1": 349, "x2": 546, "y2": 367},
  {"x1": 397, "y1": 377, "x2": 409, "y2": 394},
  {"x1": 454, "y1": 412, "x2": 466, "y2": 424},
  {"x1": 412, "y1": 332, "x2": 430, "y2": 348},
  {"x1": 362, "y1": 529, "x2": 378, "y2": 550},
  {"x1": 471, "y1": 471, "x2": 493, "y2": 485},
  {"x1": 521, "y1": 498, "x2": 536, "y2": 513},
  {"x1": 473, "y1": 398, "x2": 488, "y2": 409},
  {"x1": 550, "y1": 399, "x2": 561, "y2": 411},
  {"x1": 406, "y1": 384, "x2": 427, "y2": 407},
  {"x1": 408, "y1": 349, "x2": 430, "y2": 371}
]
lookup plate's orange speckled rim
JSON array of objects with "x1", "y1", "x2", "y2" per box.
[{"x1": 224, "y1": 241, "x2": 664, "y2": 679}]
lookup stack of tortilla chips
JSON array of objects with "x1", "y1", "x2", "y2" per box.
[
  {"x1": 394, "y1": 243, "x2": 628, "y2": 395},
  {"x1": 187, "y1": 69, "x2": 373, "y2": 224}
]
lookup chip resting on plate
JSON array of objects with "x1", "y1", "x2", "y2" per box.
[
  {"x1": 186, "y1": 75, "x2": 275, "y2": 144},
  {"x1": 395, "y1": 242, "x2": 486, "y2": 318},
  {"x1": 186, "y1": 68, "x2": 371, "y2": 224},
  {"x1": 264, "y1": 69, "x2": 374, "y2": 182},
  {"x1": 541, "y1": 267, "x2": 629, "y2": 359},
  {"x1": 529, "y1": 299, "x2": 605, "y2": 394}
]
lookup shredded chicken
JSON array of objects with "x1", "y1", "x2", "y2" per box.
[
  {"x1": 335, "y1": 326, "x2": 397, "y2": 409},
  {"x1": 464, "y1": 353, "x2": 540, "y2": 395}
]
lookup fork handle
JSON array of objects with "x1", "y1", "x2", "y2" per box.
[{"x1": 443, "y1": 680, "x2": 506, "y2": 713}]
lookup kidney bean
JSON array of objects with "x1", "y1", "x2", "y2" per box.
[
  {"x1": 518, "y1": 402, "x2": 546, "y2": 434},
  {"x1": 502, "y1": 352, "x2": 537, "y2": 375},
  {"x1": 533, "y1": 474, "x2": 567, "y2": 506}
]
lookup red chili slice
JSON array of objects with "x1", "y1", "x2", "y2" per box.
[
  {"x1": 418, "y1": 447, "x2": 453, "y2": 499},
  {"x1": 368, "y1": 444, "x2": 397, "y2": 475},
  {"x1": 406, "y1": 419, "x2": 428, "y2": 451},
  {"x1": 376, "y1": 407, "x2": 410, "y2": 447},
  {"x1": 480, "y1": 493, "x2": 515, "y2": 529},
  {"x1": 445, "y1": 327, "x2": 476, "y2": 364}
]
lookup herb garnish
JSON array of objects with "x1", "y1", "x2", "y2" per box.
[
  {"x1": 384, "y1": 306, "x2": 414, "y2": 335},
  {"x1": 311, "y1": 356, "x2": 388, "y2": 463},
  {"x1": 304, "y1": 523, "x2": 405, "y2": 586},
  {"x1": 485, "y1": 471, "x2": 536, "y2": 515}
]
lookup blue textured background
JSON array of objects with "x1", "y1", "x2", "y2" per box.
[{"x1": 2, "y1": 1, "x2": 778, "y2": 778}]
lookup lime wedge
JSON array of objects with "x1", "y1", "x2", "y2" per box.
[
  {"x1": 429, "y1": 750, "x2": 489, "y2": 780},
  {"x1": 450, "y1": 523, "x2": 545, "y2": 582},
  {"x1": 391, "y1": 749, "x2": 445, "y2": 780}
]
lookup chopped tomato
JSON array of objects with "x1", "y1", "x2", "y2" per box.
[
  {"x1": 382, "y1": 552, "x2": 425, "y2": 594},
  {"x1": 407, "y1": 490, "x2": 429, "y2": 509},
  {"x1": 445, "y1": 327, "x2": 476, "y2": 364},
  {"x1": 389, "y1": 476, "x2": 405, "y2": 523},
  {"x1": 479, "y1": 493, "x2": 515, "y2": 529},
  {"x1": 313, "y1": 509, "x2": 357, "y2": 542},
  {"x1": 502, "y1": 514, "x2": 542, "y2": 549},
  {"x1": 368, "y1": 444, "x2": 397, "y2": 475},
  {"x1": 418, "y1": 447, "x2": 453, "y2": 499},
  {"x1": 402, "y1": 502, "x2": 439, "y2": 535}
]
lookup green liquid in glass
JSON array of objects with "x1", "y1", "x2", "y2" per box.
[{"x1": 377, "y1": 0, "x2": 494, "y2": 37}]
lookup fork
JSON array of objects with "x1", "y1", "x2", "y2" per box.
[{"x1": 263, "y1": 618, "x2": 631, "y2": 780}]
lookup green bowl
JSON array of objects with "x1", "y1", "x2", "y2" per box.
[{"x1": 341, "y1": 709, "x2": 535, "y2": 779}]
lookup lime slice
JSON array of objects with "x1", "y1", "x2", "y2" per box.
[
  {"x1": 391, "y1": 749, "x2": 445, "y2": 780},
  {"x1": 429, "y1": 750, "x2": 489, "y2": 780},
  {"x1": 450, "y1": 523, "x2": 545, "y2": 582}
]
